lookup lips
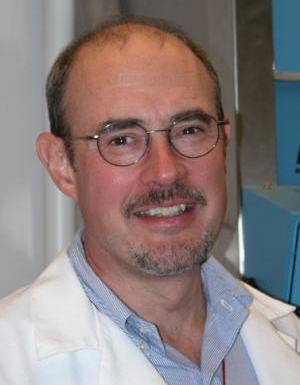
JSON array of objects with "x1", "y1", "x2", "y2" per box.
[
  {"x1": 123, "y1": 183, "x2": 207, "y2": 219},
  {"x1": 135, "y1": 203, "x2": 193, "y2": 218}
]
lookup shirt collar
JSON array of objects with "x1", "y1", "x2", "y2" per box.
[
  {"x1": 69, "y1": 230, "x2": 132, "y2": 333},
  {"x1": 70, "y1": 230, "x2": 251, "y2": 315},
  {"x1": 69, "y1": 229, "x2": 252, "y2": 379},
  {"x1": 199, "y1": 257, "x2": 252, "y2": 383},
  {"x1": 201, "y1": 256, "x2": 252, "y2": 310}
]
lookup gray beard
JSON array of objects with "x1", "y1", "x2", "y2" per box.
[{"x1": 128, "y1": 231, "x2": 214, "y2": 277}]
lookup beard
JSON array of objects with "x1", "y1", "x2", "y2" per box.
[
  {"x1": 128, "y1": 231, "x2": 214, "y2": 277},
  {"x1": 123, "y1": 182, "x2": 217, "y2": 276}
]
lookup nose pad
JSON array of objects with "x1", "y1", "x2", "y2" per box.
[{"x1": 139, "y1": 133, "x2": 187, "y2": 187}]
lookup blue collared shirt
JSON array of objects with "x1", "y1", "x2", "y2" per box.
[{"x1": 69, "y1": 230, "x2": 259, "y2": 385}]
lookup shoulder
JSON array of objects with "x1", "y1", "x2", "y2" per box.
[
  {"x1": 243, "y1": 282, "x2": 297, "y2": 319},
  {"x1": 0, "y1": 284, "x2": 30, "y2": 316},
  {"x1": 242, "y1": 282, "x2": 300, "y2": 352},
  {"x1": 0, "y1": 251, "x2": 71, "y2": 326}
]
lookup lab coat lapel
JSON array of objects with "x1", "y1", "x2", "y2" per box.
[
  {"x1": 32, "y1": 251, "x2": 101, "y2": 358},
  {"x1": 241, "y1": 289, "x2": 300, "y2": 385},
  {"x1": 32, "y1": 251, "x2": 167, "y2": 385},
  {"x1": 97, "y1": 312, "x2": 167, "y2": 385}
]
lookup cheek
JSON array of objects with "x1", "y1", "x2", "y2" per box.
[
  {"x1": 75, "y1": 155, "x2": 136, "y2": 217},
  {"x1": 208, "y1": 159, "x2": 228, "y2": 219},
  {"x1": 192, "y1": 152, "x2": 228, "y2": 215},
  {"x1": 206, "y1": 156, "x2": 227, "y2": 203},
  {"x1": 192, "y1": 149, "x2": 227, "y2": 190}
]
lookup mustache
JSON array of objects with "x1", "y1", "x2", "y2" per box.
[{"x1": 124, "y1": 182, "x2": 207, "y2": 217}]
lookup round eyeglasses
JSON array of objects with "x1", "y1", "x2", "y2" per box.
[{"x1": 68, "y1": 112, "x2": 227, "y2": 167}]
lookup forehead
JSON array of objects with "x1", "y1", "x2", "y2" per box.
[{"x1": 64, "y1": 31, "x2": 216, "y2": 129}]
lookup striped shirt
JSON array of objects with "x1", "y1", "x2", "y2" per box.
[{"x1": 69, "y1": 230, "x2": 259, "y2": 384}]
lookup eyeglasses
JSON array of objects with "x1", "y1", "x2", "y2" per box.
[{"x1": 68, "y1": 112, "x2": 227, "y2": 167}]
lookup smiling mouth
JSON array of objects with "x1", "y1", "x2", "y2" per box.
[
  {"x1": 135, "y1": 203, "x2": 193, "y2": 218},
  {"x1": 124, "y1": 183, "x2": 207, "y2": 219}
]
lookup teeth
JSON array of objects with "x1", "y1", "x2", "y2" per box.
[{"x1": 137, "y1": 204, "x2": 191, "y2": 217}]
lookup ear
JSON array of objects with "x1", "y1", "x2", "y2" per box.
[
  {"x1": 36, "y1": 132, "x2": 78, "y2": 201},
  {"x1": 220, "y1": 117, "x2": 231, "y2": 174},
  {"x1": 222, "y1": 115, "x2": 231, "y2": 146}
]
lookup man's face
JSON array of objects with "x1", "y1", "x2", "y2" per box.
[{"x1": 63, "y1": 32, "x2": 229, "y2": 277}]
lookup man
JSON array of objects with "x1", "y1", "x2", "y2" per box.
[{"x1": 0, "y1": 15, "x2": 299, "y2": 385}]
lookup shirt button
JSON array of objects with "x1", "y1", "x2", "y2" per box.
[
  {"x1": 139, "y1": 342, "x2": 148, "y2": 351},
  {"x1": 220, "y1": 299, "x2": 233, "y2": 311}
]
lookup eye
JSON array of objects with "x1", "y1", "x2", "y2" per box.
[
  {"x1": 100, "y1": 126, "x2": 145, "y2": 152},
  {"x1": 181, "y1": 125, "x2": 204, "y2": 135},
  {"x1": 109, "y1": 135, "x2": 134, "y2": 146},
  {"x1": 173, "y1": 122, "x2": 208, "y2": 138}
]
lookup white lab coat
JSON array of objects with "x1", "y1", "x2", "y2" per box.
[{"x1": 0, "y1": 250, "x2": 299, "y2": 385}]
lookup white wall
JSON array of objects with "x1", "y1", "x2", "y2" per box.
[
  {"x1": 0, "y1": 0, "x2": 75, "y2": 297},
  {"x1": 0, "y1": 0, "x2": 45, "y2": 296}
]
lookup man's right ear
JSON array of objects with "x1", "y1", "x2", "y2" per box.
[{"x1": 36, "y1": 132, "x2": 78, "y2": 200}]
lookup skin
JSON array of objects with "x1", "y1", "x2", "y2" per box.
[{"x1": 37, "y1": 30, "x2": 230, "y2": 364}]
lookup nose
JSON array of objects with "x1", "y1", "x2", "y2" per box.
[{"x1": 139, "y1": 132, "x2": 187, "y2": 187}]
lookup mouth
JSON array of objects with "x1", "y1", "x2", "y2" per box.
[
  {"x1": 124, "y1": 183, "x2": 207, "y2": 220},
  {"x1": 134, "y1": 203, "x2": 193, "y2": 218}
]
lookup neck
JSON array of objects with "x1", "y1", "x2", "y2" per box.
[
  {"x1": 140, "y1": 269, "x2": 206, "y2": 364},
  {"x1": 86, "y1": 246, "x2": 206, "y2": 364}
]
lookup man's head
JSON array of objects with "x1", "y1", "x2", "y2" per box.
[{"x1": 37, "y1": 15, "x2": 230, "y2": 278}]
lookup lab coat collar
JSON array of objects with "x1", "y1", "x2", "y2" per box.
[
  {"x1": 31, "y1": 251, "x2": 168, "y2": 385},
  {"x1": 241, "y1": 283, "x2": 300, "y2": 385},
  {"x1": 31, "y1": 250, "x2": 102, "y2": 358},
  {"x1": 30, "y1": 252, "x2": 300, "y2": 384}
]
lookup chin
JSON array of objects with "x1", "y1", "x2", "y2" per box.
[{"x1": 129, "y1": 231, "x2": 214, "y2": 277}]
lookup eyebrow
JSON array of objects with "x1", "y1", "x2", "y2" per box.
[
  {"x1": 95, "y1": 118, "x2": 143, "y2": 133},
  {"x1": 94, "y1": 108, "x2": 212, "y2": 133},
  {"x1": 170, "y1": 108, "x2": 212, "y2": 124}
]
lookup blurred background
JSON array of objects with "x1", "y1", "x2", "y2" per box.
[{"x1": 1, "y1": 0, "x2": 299, "y2": 304}]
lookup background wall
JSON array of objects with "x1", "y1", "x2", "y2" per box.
[
  {"x1": 0, "y1": 0, "x2": 74, "y2": 296},
  {"x1": 236, "y1": 0, "x2": 276, "y2": 186},
  {"x1": 0, "y1": 0, "x2": 45, "y2": 295}
]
